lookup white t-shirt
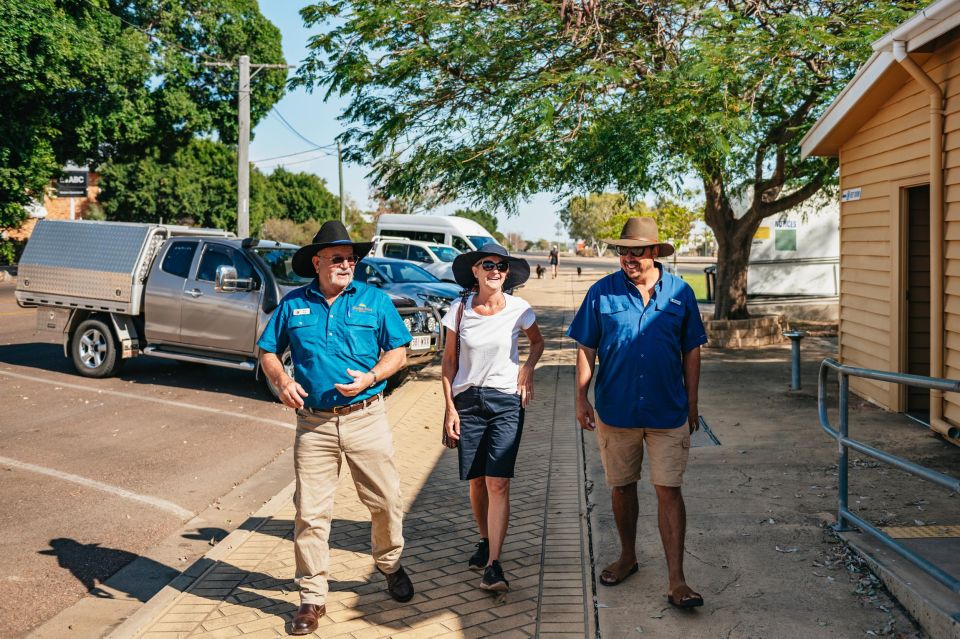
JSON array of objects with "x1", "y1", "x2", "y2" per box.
[{"x1": 441, "y1": 293, "x2": 537, "y2": 397}]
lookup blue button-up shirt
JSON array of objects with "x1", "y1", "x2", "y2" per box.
[
  {"x1": 566, "y1": 264, "x2": 708, "y2": 429},
  {"x1": 257, "y1": 279, "x2": 412, "y2": 409}
]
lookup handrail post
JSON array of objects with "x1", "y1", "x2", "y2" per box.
[{"x1": 835, "y1": 372, "x2": 852, "y2": 531}]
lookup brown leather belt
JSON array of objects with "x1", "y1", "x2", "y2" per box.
[{"x1": 309, "y1": 393, "x2": 382, "y2": 416}]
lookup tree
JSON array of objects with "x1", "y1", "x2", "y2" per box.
[
  {"x1": 651, "y1": 199, "x2": 699, "y2": 255},
  {"x1": 299, "y1": 0, "x2": 918, "y2": 318},
  {"x1": 269, "y1": 167, "x2": 339, "y2": 224},
  {"x1": 0, "y1": 0, "x2": 285, "y2": 259},
  {"x1": 452, "y1": 208, "x2": 498, "y2": 235},
  {"x1": 561, "y1": 193, "x2": 648, "y2": 254}
]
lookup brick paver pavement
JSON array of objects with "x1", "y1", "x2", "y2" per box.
[{"x1": 126, "y1": 275, "x2": 595, "y2": 639}]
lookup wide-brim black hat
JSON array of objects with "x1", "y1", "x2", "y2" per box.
[
  {"x1": 452, "y1": 243, "x2": 530, "y2": 290},
  {"x1": 291, "y1": 220, "x2": 373, "y2": 278}
]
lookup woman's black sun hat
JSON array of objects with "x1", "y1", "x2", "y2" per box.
[
  {"x1": 291, "y1": 220, "x2": 373, "y2": 278},
  {"x1": 452, "y1": 243, "x2": 530, "y2": 290}
]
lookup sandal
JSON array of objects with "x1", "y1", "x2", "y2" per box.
[
  {"x1": 667, "y1": 585, "x2": 704, "y2": 608},
  {"x1": 598, "y1": 561, "x2": 638, "y2": 587}
]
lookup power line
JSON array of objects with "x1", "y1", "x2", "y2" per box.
[
  {"x1": 271, "y1": 108, "x2": 337, "y2": 150},
  {"x1": 256, "y1": 153, "x2": 333, "y2": 169},
  {"x1": 252, "y1": 147, "x2": 335, "y2": 163}
]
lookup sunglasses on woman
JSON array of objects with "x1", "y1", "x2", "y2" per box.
[
  {"x1": 478, "y1": 260, "x2": 510, "y2": 272},
  {"x1": 617, "y1": 246, "x2": 652, "y2": 257}
]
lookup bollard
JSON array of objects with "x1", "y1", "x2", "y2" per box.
[{"x1": 783, "y1": 330, "x2": 807, "y2": 390}]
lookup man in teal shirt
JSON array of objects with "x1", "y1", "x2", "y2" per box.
[{"x1": 259, "y1": 221, "x2": 414, "y2": 635}]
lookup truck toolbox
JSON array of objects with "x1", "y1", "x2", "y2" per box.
[{"x1": 16, "y1": 220, "x2": 167, "y2": 314}]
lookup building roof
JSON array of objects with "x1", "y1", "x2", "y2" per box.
[{"x1": 801, "y1": 0, "x2": 960, "y2": 158}]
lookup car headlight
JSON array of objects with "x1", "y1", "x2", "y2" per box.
[
  {"x1": 427, "y1": 316, "x2": 437, "y2": 332},
  {"x1": 403, "y1": 317, "x2": 413, "y2": 332}
]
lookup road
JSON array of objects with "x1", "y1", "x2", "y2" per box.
[{"x1": 0, "y1": 281, "x2": 299, "y2": 638}]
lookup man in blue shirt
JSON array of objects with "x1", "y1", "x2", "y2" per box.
[
  {"x1": 258, "y1": 221, "x2": 414, "y2": 635},
  {"x1": 567, "y1": 217, "x2": 708, "y2": 609}
]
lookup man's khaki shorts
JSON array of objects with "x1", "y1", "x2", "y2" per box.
[{"x1": 596, "y1": 416, "x2": 691, "y2": 488}]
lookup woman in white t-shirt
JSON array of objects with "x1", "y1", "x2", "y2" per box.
[{"x1": 440, "y1": 244, "x2": 544, "y2": 593}]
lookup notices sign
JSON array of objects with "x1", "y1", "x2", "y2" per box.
[
  {"x1": 57, "y1": 171, "x2": 87, "y2": 197},
  {"x1": 841, "y1": 188, "x2": 861, "y2": 202}
]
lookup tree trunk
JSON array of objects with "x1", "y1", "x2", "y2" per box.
[
  {"x1": 712, "y1": 225, "x2": 753, "y2": 320},
  {"x1": 702, "y1": 176, "x2": 762, "y2": 320}
]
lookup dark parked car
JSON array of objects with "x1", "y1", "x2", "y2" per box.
[{"x1": 354, "y1": 257, "x2": 462, "y2": 318}]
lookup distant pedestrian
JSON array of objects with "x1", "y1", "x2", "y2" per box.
[
  {"x1": 258, "y1": 221, "x2": 415, "y2": 635},
  {"x1": 440, "y1": 244, "x2": 544, "y2": 593},
  {"x1": 566, "y1": 217, "x2": 708, "y2": 609},
  {"x1": 549, "y1": 245, "x2": 559, "y2": 279}
]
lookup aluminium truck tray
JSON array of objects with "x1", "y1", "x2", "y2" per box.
[{"x1": 15, "y1": 220, "x2": 167, "y2": 315}]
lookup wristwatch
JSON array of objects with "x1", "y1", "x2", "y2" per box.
[{"x1": 370, "y1": 369, "x2": 378, "y2": 383}]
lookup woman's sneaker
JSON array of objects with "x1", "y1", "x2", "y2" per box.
[
  {"x1": 468, "y1": 538, "x2": 489, "y2": 571},
  {"x1": 480, "y1": 560, "x2": 509, "y2": 592}
]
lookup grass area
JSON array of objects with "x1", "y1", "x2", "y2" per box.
[{"x1": 681, "y1": 273, "x2": 708, "y2": 301}]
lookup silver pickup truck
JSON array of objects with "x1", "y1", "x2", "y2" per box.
[{"x1": 14, "y1": 220, "x2": 442, "y2": 398}]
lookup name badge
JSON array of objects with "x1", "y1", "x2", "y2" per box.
[
  {"x1": 293, "y1": 308, "x2": 311, "y2": 316},
  {"x1": 670, "y1": 298, "x2": 682, "y2": 306}
]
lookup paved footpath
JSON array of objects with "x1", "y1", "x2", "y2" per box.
[{"x1": 117, "y1": 274, "x2": 594, "y2": 639}]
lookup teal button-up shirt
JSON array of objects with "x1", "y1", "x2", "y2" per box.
[{"x1": 257, "y1": 279, "x2": 412, "y2": 408}]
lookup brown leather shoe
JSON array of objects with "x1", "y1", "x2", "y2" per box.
[
  {"x1": 378, "y1": 565, "x2": 414, "y2": 602},
  {"x1": 291, "y1": 603, "x2": 325, "y2": 635}
]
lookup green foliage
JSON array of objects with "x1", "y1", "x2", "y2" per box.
[
  {"x1": 651, "y1": 199, "x2": 699, "y2": 253},
  {"x1": 99, "y1": 140, "x2": 340, "y2": 236},
  {"x1": 0, "y1": 0, "x2": 285, "y2": 236},
  {"x1": 99, "y1": 139, "x2": 244, "y2": 230},
  {"x1": 452, "y1": 208, "x2": 498, "y2": 234},
  {"x1": 562, "y1": 193, "x2": 646, "y2": 250},
  {"x1": 269, "y1": 167, "x2": 339, "y2": 224},
  {"x1": 299, "y1": 0, "x2": 918, "y2": 317}
]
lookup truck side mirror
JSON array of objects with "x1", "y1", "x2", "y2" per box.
[
  {"x1": 367, "y1": 275, "x2": 384, "y2": 287},
  {"x1": 216, "y1": 265, "x2": 254, "y2": 292}
]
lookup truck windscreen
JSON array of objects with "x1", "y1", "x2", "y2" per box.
[{"x1": 253, "y1": 247, "x2": 312, "y2": 287}]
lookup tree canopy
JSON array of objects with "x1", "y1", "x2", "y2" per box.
[
  {"x1": 298, "y1": 0, "x2": 919, "y2": 317},
  {"x1": 0, "y1": 0, "x2": 285, "y2": 259},
  {"x1": 99, "y1": 140, "x2": 340, "y2": 235}
]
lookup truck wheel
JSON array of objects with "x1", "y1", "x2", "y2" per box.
[
  {"x1": 71, "y1": 318, "x2": 122, "y2": 378},
  {"x1": 263, "y1": 348, "x2": 294, "y2": 402}
]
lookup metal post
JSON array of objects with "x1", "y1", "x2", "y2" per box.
[
  {"x1": 835, "y1": 372, "x2": 851, "y2": 531},
  {"x1": 237, "y1": 55, "x2": 250, "y2": 239},
  {"x1": 338, "y1": 142, "x2": 344, "y2": 224},
  {"x1": 783, "y1": 330, "x2": 807, "y2": 390}
]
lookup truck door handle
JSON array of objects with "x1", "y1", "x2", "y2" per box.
[{"x1": 185, "y1": 288, "x2": 203, "y2": 298}]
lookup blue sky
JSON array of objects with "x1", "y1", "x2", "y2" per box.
[{"x1": 250, "y1": 3, "x2": 570, "y2": 244}]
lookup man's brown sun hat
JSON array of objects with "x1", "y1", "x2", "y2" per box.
[{"x1": 603, "y1": 216, "x2": 675, "y2": 258}]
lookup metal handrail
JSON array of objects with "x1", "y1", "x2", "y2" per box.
[{"x1": 817, "y1": 358, "x2": 960, "y2": 593}]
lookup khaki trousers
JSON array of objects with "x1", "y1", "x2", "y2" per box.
[{"x1": 294, "y1": 400, "x2": 404, "y2": 605}]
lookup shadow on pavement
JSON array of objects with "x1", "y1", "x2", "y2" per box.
[{"x1": 0, "y1": 343, "x2": 278, "y2": 403}]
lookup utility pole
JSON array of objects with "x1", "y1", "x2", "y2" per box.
[
  {"x1": 205, "y1": 57, "x2": 293, "y2": 238},
  {"x1": 338, "y1": 142, "x2": 345, "y2": 224},
  {"x1": 237, "y1": 55, "x2": 250, "y2": 238}
]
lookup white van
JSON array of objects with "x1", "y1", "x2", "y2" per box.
[
  {"x1": 375, "y1": 214, "x2": 500, "y2": 253},
  {"x1": 370, "y1": 236, "x2": 460, "y2": 282}
]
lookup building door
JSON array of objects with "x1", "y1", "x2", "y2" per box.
[{"x1": 905, "y1": 185, "x2": 931, "y2": 416}]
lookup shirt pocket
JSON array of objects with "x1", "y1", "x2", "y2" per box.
[
  {"x1": 286, "y1": 312, "x2": 320, "y2": 353},
  {"x1": 344, "y1": 312, "x2": 379, "y2": 358},
  {"x1": 598, "y1": 297, "x2": 631, "y2": 352},
  {"x1": 657, "y1": 301, "x2": 684, "y2": 338}
]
